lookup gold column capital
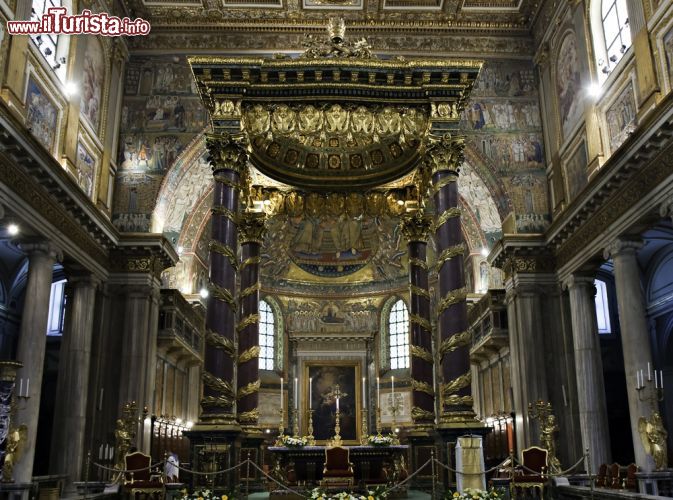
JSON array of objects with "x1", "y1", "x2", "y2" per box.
[
  {"x1": 238, "y1": 211, "x2": 267, "y2": 244},
  {"x1": 206, "y1": 132, "x2": 248, "y2": 174},
  {"x1": 425, "y1": 133, "x2": 465, "y2": 175},
  {"x1": 400, "y1": 210, "x2": 433, "y2": 242}
]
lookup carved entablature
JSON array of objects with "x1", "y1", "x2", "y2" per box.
[
  {"x1": 489, "y1": 235, "x2": 555, "y2": 280},
  {"x1": 188, "y1": 20, "x2": 482, "y2": 191}
]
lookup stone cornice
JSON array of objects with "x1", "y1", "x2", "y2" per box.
[
  {"x1": 489, "y1": 234, "x2": 554, "y2": 279},
  {"x1": 111, "y1": 234, "x2": 179, "y2": 278}
]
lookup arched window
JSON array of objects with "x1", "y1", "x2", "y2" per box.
[
  {"x1": 388, "y1": 299, "x2": 409, "y2": 369},
  {"x1": 259, "y1": 299, "x2": 275, "y2": 370},
  {"x1": 593, "y1": 0, "x2": 631, "y2": 79},
  {"x1": 31, "y1": 0, "x2": 68, "y2": 81}
]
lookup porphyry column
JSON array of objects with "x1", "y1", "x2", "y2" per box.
[
  {"x1": 237, "y1": 211, "x2": 266, "y2": 430},
  {"x1": 201, "y1": 133, "x2": 247, "y2": 425},
  {"x1": 400, "y1": 210, "x2": 435, "y2": 429},
  {"x1": 427, "y1": 134, "x2": 475, "y2": 424}
]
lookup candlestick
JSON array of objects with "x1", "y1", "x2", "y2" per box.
[
  {"x1": 280, "y1": 377, "x2": 284, "y2": 413},
  {"x1": 331, "y1": 408, "x2": 343, "y2": 447},
  {"x1": 648, "y1": 363, "x2": 652, "y2": 381},
  {"x1": 275, "y1": 407, "x2": 285, "y2": 446},
  {"x1": 292, "y1": 407, "x2": 299, "y2": 437},
  {"x1": 360, "y1": 408, "x2": 369, "y2": 445},
  {"x1": 660, "y1": 370, "x2": 664, "y2": 390},
  {"x1": 307, "y1": 409, "x2": 315, "y2": 446}
]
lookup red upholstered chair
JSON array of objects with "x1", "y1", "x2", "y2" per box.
[
  {"x1": 124, "y1": 452, "x2": 163, "y2": 499},
  {"x1": 624, "y1": 463, "x2": 638, "y2": 491},
  {"x1": 321, "y1": 447, "x2": 354, "y2": 489},
  {"x1": 511, "y1": 446, "x2": 547, "y2": 499},
  {"x1": 609, "y1": 463, "x2": 622, "y2": 489},
  {"x1": 595, "y1": 463, "x2": 608, "y2": 488}
]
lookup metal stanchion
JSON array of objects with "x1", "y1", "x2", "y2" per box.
[
  {"x1": 586, "y1": 448, "x2": 594, "y2": 500},
  {"x1": 246, "y1": 452, "x2": 251, "y2": 499},
  {"x1": 431, "y1": 449, "x2": 437, "y2": 500}
]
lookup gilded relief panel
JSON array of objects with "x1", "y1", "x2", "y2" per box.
[{"x1": 605, "y1": 82, "x2": 636, "y2": 153}]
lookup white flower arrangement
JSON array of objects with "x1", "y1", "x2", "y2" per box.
[
  {"x1": 367, "y1": 434, "x2": 394, "y2": 446},
  {"x1": 446, "y1": 488, "x2": 504, "y2": 500},
  {"x1": 281, "y1": 435, "x2": 308, "y2": 447},
  {"x1": 180, "y1": 488, "x2": 234, "y2": 500},
  {"x1": 311, "y1": 487, "x2": 386, "y2": 500}
]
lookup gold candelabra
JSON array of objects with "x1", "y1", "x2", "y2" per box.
[
  {"x1": 389, "y1": 397, "x2": 402, "y2": 445},
  {"x1": 292, "y1": 408, "x2": 299, "y2": 437},
  {"x1": 307, "y1": 409, "x2": 316, "y2": 445},
  {"x1": 331, "y1": 408, "x2": 343, "y2": 447},
  {"x1": 360, "y1": 408, "x2": 369, "y2": 445},
  {"x1": 274, "y1": 407, "x2": 285, "y2": 446}
]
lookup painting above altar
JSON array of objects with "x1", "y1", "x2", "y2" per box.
[{"x1": 304, "y1": 361, "x2": 361, "y2": 444}]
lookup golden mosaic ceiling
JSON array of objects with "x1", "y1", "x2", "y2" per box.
[{"x1": 122, "y1": 0, "x2": 540, "y2": 35}]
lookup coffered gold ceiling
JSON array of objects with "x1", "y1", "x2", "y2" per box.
[{"x1": 122, "y1": 0, "x2": 539, "y2": 35}]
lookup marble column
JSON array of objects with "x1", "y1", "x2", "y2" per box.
[
  {"x1": 201, "y1": 133, "x2": 246, "y2": 426},
  {"x1": 237, "y1": 211, "x2": 265, "y2": 430},
  {"x1": 49, "y1": 273, "x2": 99, "y2": 485},
  {"x1": 504, "y1": 281, "x2": 549, "y2": 451},
  {"x1": 565, "y1": 275, "x2": 611, "y2": 471},
  {"x1": 604, "y1": 238, "x2": 657, "y2": 471},
  {"x1": 427, "y1": 134, "x2": 474, "y2": 423},
  {"x1": 400, "y1": 210, "x2": 435, "y2": 428},
  {"x1": 14, "y1": 241, "x2": 61, "y2": 484}
]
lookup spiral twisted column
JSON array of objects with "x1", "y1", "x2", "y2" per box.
[
  {"x1": 237, "y1": 212, "x2": 266, "y2": 430},
  {"x1": 427, "y1": 134, "x2": 475, "y2": 425},
  {"x1": 400, "y1": 210, "x2": 435, "y2": 429},
  {"x1": 201, "y1": 133, "x2": 247, "y2": 425}
]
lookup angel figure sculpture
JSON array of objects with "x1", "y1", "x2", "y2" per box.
[
  {"x1": 2, "y1": 425, "x2": 27, "y2": 482},
  {"x1": 541, "y1": 414, "x2": 562, "y2": 474},
  {"x1": 639, "y1": 412, "x2": 668, "y2": 470}
]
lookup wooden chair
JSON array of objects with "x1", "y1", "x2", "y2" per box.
[
  {"x1": 595, "y1": 463, "x2": 607, "y2": 488},
  {"x1": 321, "y1": 446, "x2": 354, "y2": 490},
  {"x1": 608, "y1": 463, "x2": 622, "y2": 489},
  {"x1": 511, "y1": 446, "x2": 547, "y2": 499},
  {"x1": 124, "y1": 452, "x2": 163, "y2": 500}
]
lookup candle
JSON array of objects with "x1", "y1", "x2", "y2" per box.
[
  {"x1": 336, "y1": 397, "x2": 339, "y2": 411},
  {"x1": 660, "y1": 371, "x2": 664, "y2": 390},
  {"x1": 294, "y1": 377, "x2": 298, "y2": 410},
  {"x1": 26, "y1": 378, "x2": 29, "y2": 396},
  {"x1": 309, "y1": 377, "x2": 313, "y2": 410},
  {"x1": 377, "y1": 376, "x2": 380, "y2": 405},
  {"x1": 391, "y1": 376, "x2": 395, "y2": 400},
  {"x1": 280, "y1": 377, "x2": 284, "y2": 412},
  {"x1": 19, "y1": 379, "x2": 22, "y2": 398},
  {"x1": 648, "y1": 363, "x2": 652, "y2": 381},
  {"x1": 99, "y1": 444, "x2": 104, "y2": 460},
  {"x1": 656, "y1": 374, "x2": 659, "y2": 389},
  {"x1": 362, "y1": 377, "x2": 366, "y2": 409}
]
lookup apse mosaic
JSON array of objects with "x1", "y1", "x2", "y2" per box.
[
  {"x1": 460, "y1": 59, "x2": 549, "y2": 234},
  {"x1": 112, "y1": 55, "x2": 207, "y2": 233}
]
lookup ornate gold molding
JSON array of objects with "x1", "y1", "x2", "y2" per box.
[
  {"x1": 409, "y1": 285, "x2": 431, "y2": 300},
  {"x1": 238, "y1": 409, "x2": 260, "y2": 424},
  {"x1": 238, "y1": 345, "x2": 261, "y2": 364},
  {"x1": 442, "y1": 372, "x2": 471, "y2": 395},
  {"x1": 435, "y1": 243, "x2": 465, "y2": 272},
  {"x1": 209, "y1": 240, "x2": 238, "y2": 270},
  {"x1": 411, "y1": 406, "x2": 436, "y2": 422},
  {"x1": 425, "y1": 133, "x2": 465, "y2": 175},
  {"x1": 237, "y1": 313, "x2": 260, "y2": 333},
  {"x1": 209, "y1": 282, "x2": 237, "y2": 311},
  {"x1": 437, "y1": 287, "x2": 467, "y2": 314},
  {"x1": 238, "y1": 212, "x2": 267, "y2": 244},
  {"x1": 238, "y1": 380, "x2": 262, "y2": 399},
  {"x1": 410, "y1": 314, "x2": 432, "y2": 333},
  {"x1": 410, "y1": 345, "x2": 434, "y2": 363},
  {"x1": 411, "y1": 379, "x2": 435, "y2": 395},
  {"x1": 205, "y1": 328, "x2": 236, "y2": 356},
  {"x1": 408, "y1": 257, "x2": 428, "y2": 270},
  {"x1": 439, "y1": 330, "x2": 470, "y2": 358},
  {"x1": 203, "y1": 372, "x2": 236, "y2": 400},
  {"x1": 240, "y1": 282, "x2": 261, "y2": 300}
]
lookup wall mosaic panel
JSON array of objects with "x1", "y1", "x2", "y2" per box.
[{"x1": 605, "y1": 82, "x2": 636, "y2": 152}]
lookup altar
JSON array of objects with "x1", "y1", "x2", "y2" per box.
[{"x1": 268, "y1": 445, "x2": 409, "y2": 489}]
